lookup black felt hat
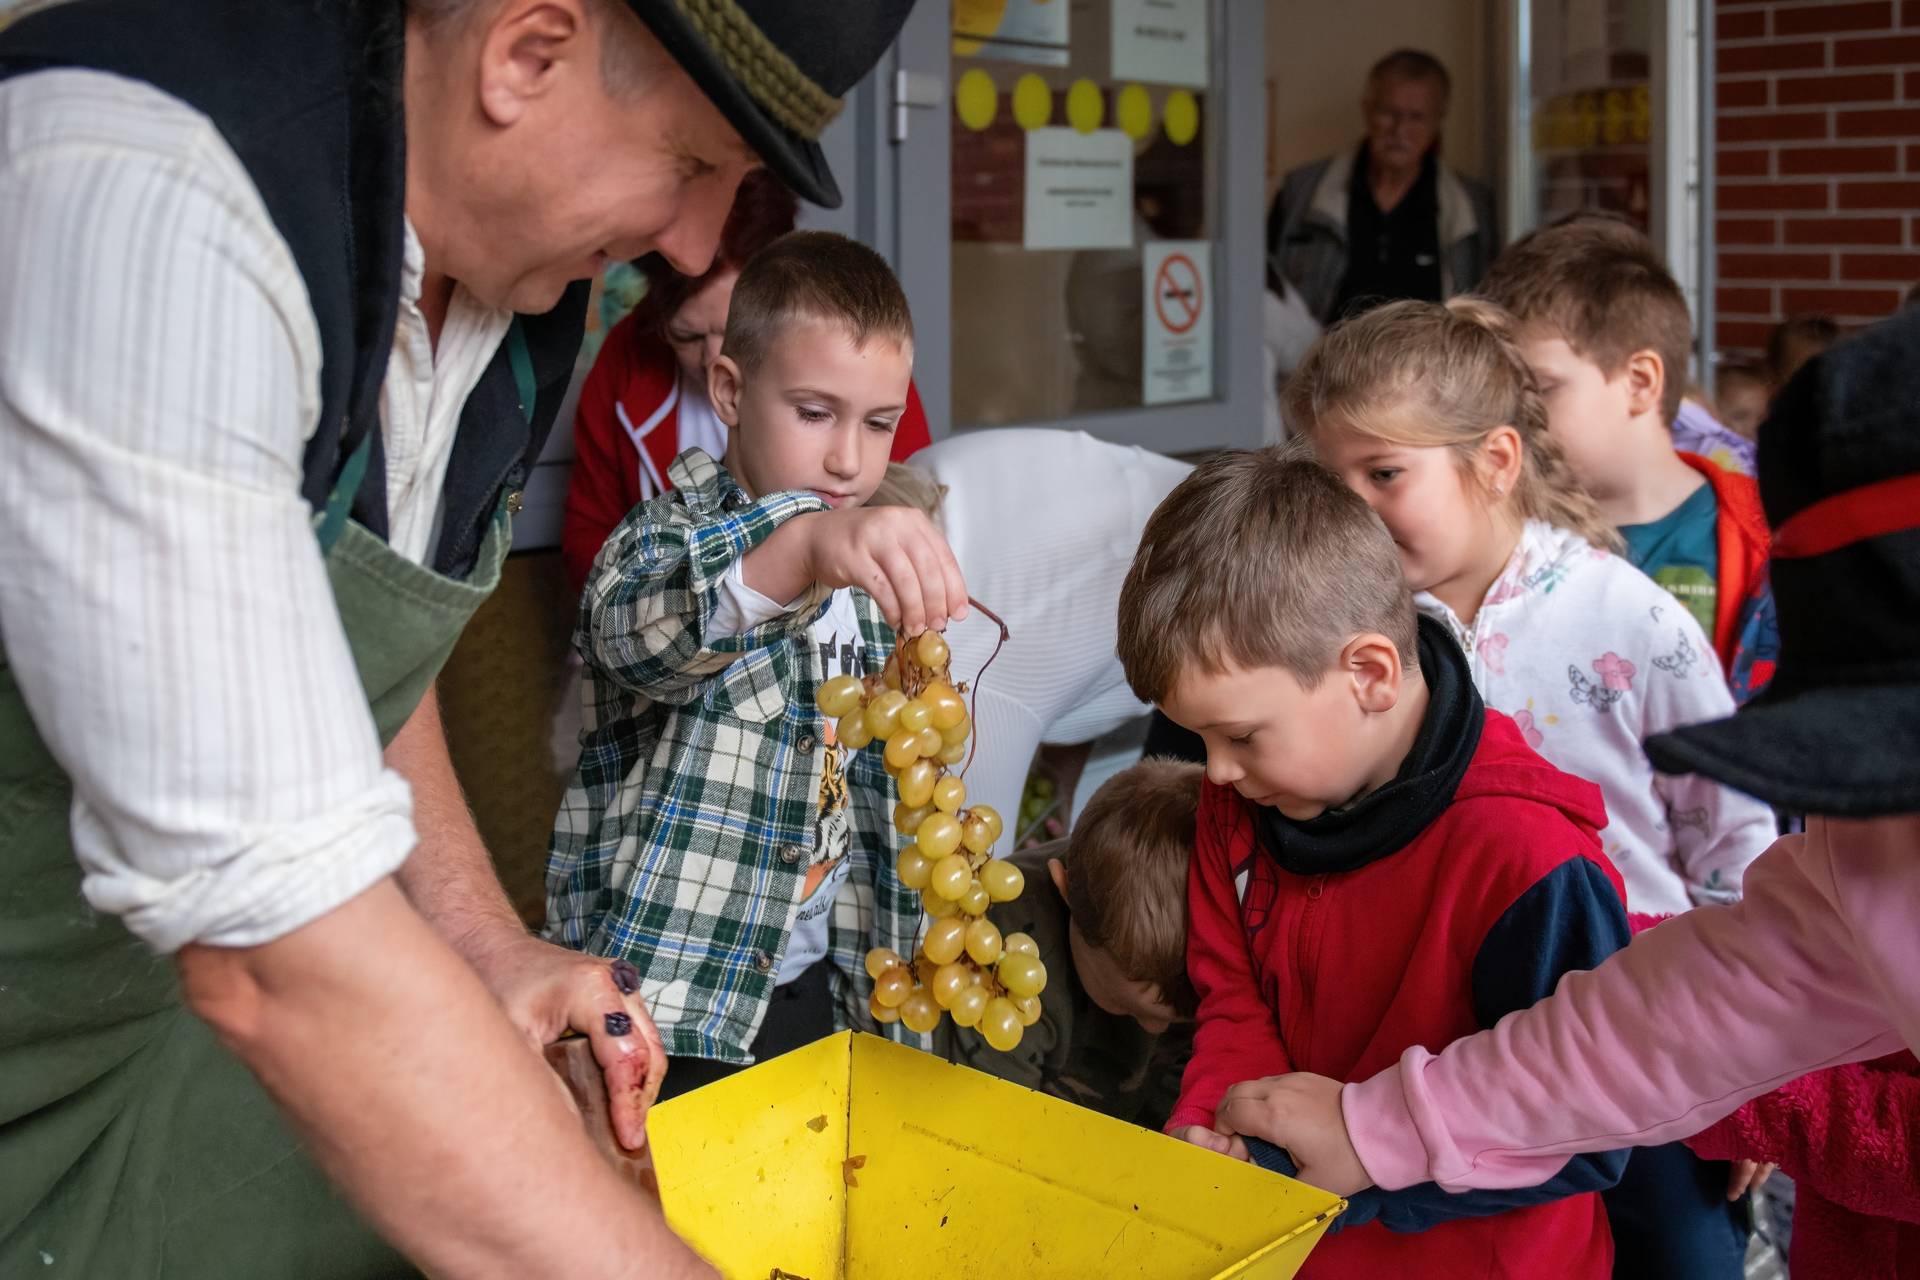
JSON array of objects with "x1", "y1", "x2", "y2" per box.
[
  {"x1": 626, "y1": 0, "x2": 916, "y2": 208},
  {"x1": 1643, "y1": 305, "x2": 1920, "y2": 816}
]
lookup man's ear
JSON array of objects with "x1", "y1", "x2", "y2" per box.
[
  {"x1": 1624, "y1": 348, "x2": 1666, "y2": 419},
  {"x1": 1047, "y1": 857, "x2": 1069, "y2": 900},
  {"x1": 1342, "y1": 631, "x2": 1405, "y2": 715},
  {"x1": 708, "y1": 353, "x2": 746, "y2": 427},
  {"x1": 474, "y1": 0, "x2": 589, "y2": 127}
]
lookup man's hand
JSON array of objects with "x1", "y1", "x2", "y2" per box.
[
  {"x1": 1215, "y1": 1072, "x2": 1373, "y2": 1196},
  {"x1": 179, "y1": 879, "x2": 712, "y2": 1279},
  {"x1": 1174, "y1": 1124, "x2": 1250, "y2": 1162},
  {"x1": 469, "y1": 932, "x2": 666, "y2": 1151},
  {"x1": 384, "y1": 688, "x2": 663, "y2": 1150},
  {"x1": 746, "y1": 506, "x2": 967, "y2": 637},
  {"x1": 1726, "y1": 1158, "x2": 1775, "y2": 1200}
]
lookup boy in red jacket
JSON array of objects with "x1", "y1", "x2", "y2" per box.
[{"x1": 1116, "y1": 450, "x2": 1630, "y2": 1280}]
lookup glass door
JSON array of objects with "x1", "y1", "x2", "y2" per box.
[
  {"x1": 878, "y1": 0, "x2": 1268, "y2": 452},
  {"x1": 1505, "y1": 0, "x2": 1714, "y2": 365}
]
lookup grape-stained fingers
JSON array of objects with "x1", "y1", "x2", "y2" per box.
[{"x1": 576, "y1": 969, "x2": 666, "y2": 1151}]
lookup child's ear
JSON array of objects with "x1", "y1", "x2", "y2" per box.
[
  {"x1": 1047, "y1": 857, "x2": 1069, "y2": 899},
  {"x1": 1343, "y1": 632, "x2": 1404, "y2": 715},
  {"x1": 1481, "y1": 425, "x2": 1524, "y2": 499},
  {"x1": 708, "y1": 354, "x2": 745, "y2": 427},
  {"x1": 1624, "y1": 348, "x2": 1666, "y2": 418}
]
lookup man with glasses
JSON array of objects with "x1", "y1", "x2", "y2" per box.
[{"x1": 1268, "y1": 49, "x2": 1497, "y2": 325}]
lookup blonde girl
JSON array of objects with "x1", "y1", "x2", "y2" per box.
[{"x1": 1290, "y1": 298, "x2": 1773, "y2": 917}]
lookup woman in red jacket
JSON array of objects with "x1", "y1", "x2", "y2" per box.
[{"x1": 562, "y1": 171, "x2": 931, "y2": 593}]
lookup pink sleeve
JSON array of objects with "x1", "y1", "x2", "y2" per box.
[
  {"x1": 1342, "y1": 823, "x2": 1912, "y2": 1191},
  {"x1": 1165, "y1": 786, "x2": 1293, "y2": 1134},
  {"x1": 1687, "y1": 1053, "x2": 1920, "y2": 1223}
]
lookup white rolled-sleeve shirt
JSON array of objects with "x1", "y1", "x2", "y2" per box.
[{"x1": 0, "y1": 70, "x2": 511, "y2": 953}]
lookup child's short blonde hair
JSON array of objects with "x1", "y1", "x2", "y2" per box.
[
  {"x1": 1477, "y1": 214, "x2": 1694, "y2": 427},
  {"x1": 1286, "y1": 298, "x2": 1620, "y2": 552},
  {"x1": 1116, "y1": 448, "x2": 1417, "y2": 704},
  {"x1": 1065, "y1": 757, "x2": 1205, "y2": 1018},
  {"x1": 722, "y1": 229, "x2": 914, "y2": 375}
]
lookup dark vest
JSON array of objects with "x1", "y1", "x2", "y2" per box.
[{"x1": 0, "y1": 0, "x2": 586, "y2": 578}]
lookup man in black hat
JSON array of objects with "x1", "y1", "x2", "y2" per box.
[
  {"x1": 0, "y1": 1, "x2": 911, "y2": 1275},
  {"x1": 1181, "y1": 304, "x2": 1920, "y2": 1206}
]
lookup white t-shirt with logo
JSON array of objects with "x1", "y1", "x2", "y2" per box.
[{"x1": 713, "y1": 571, "x2": 869, "y2": 985}]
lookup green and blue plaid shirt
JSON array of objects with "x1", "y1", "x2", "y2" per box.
[{"x1": 545, "y1": 449, "x2": 923, "y2": 1062}]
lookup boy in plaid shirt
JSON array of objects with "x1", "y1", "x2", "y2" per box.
[{"x1": 546, "y1": 232, "x2": 967, "y2": 1095}]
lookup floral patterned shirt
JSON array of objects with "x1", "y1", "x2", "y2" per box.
[{"x1": 1419, "y1": 522, "x2": 1777, "y2": 915}]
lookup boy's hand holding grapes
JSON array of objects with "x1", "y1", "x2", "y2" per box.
[{"x1": 746, "y1": 506, "x2": 968, "y2": 637}]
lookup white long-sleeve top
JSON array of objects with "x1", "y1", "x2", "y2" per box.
[
  {"x1": 0, "y1": 69, "x2": 509, "y2": 953},
  {"x1": 915, "y1": 429, "x2": 1192, "y2": 831},
  {"x1": 1418, "y1": 520, "x2": 1776, "y2": 915}
]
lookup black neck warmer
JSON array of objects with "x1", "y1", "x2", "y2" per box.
[{"x1": 1255, "y1": 615, "x2": 1483, "y2": 876}]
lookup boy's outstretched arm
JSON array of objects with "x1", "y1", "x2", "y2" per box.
[
  {"x1": 1165, "y1": 788, "x2": 1295, "y2": 1143},
  {"x1": 581, "y1": 479, "x2": 831, "y2": 703}
]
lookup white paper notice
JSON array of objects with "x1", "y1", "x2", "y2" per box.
[
  {"x1": 1022, "y1": 128, "x2": 1134, "y2": 251},
  {"x1": 1143, "y1": 240, "x2": 1212, "y2": 405},
  {"x1": 1112, "y1": 0, "x2": 1208, "y2": 88}
]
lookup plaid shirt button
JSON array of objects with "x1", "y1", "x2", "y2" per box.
[
  {"x1": 797, "y1": 733, "x2": 817, "y2": 753},
  {"x1": 753, "y1": 950, "x2": 775, "y2": 973},
  {"x1": 780, "y1": 844, "x2": 804, "y2": 864}
]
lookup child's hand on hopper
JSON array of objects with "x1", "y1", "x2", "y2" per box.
[
  {"x1": 1174, "y1": 1124, "x2": 1249, "y2": 1162},
  {"x1": 1215, "y1": 1072, "x2": 1373, "y2": 1196}
]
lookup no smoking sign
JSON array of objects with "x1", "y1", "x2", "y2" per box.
[
  {"x1": 1143, "y1": 241, "x2": 1212, "y2": 406},
  {"x1": 1153, "y1": 252, "x2": 1204, "y2": 335}
]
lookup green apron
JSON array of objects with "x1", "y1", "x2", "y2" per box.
[{"x1": 0, "y1": 332, "x2": 533, "y2": 1275}]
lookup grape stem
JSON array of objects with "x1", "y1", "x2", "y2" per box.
[{"x1": 960, "y1": 596, "x2": 1010, "y2": 777}]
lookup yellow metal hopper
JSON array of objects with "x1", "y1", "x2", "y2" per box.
[{"x1": 647, "y1": 1031, "x2": 1343, "y2": 1279}]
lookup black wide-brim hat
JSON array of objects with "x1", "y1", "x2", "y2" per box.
[
  {"x1": 1644, "y1": 304, "x2": 1920, "y2": 816},
  {"x1": 626, "y1": 0, "x2": 916, "y2": 208}
]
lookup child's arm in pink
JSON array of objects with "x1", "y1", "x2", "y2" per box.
[
  {"x1": 1687, "y1": 1054, "x2": 1920, "y2": 1223},
  {"x1": 1166, "y1": 788, "x2": 1293, "y2": 1135},
  {"x1": 1340, "y1": 825, "x2": 1910, "y2": 1192}
]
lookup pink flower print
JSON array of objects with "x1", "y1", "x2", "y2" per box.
[
  {"x1": 1512, "y1": 708, "x2": 1545, "y2": 751},
  {"x1": 1593, "y1": 652, "x2": 1637, "y2": 692},
  {"x1": 1478, "y1": 632, "x2": 1510, "y2": 674}
]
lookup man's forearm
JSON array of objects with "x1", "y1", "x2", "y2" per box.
[
  {"x1": 387, "y1": 685, "x2": 527, "y2": 962},
  {"x1": 178, "y1": 878, "x2": 711, "y2": 1279}
]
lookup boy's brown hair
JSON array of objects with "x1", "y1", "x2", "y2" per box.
[
  {"x1": 1117, "y1": 448, "x2": 1417, "y2": 706},
  {"x1": 722, "y1": 229, "x2": 914, "y2": 375},
  {"x1": 1065, "y1": 757, "x2": 1205, "y2": 1018},
  {"x1": 1477, "y1": 213, "x2": 1693, "y2": 426}
]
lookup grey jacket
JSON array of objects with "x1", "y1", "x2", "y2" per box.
[{"x1": 1268, "y1": 146, "x2": 1499, "y2": 324}]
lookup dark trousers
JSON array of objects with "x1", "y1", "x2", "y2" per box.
[
  {"x1": 1604, "y1": 1140, "x2": 1751, "y2": 1280},
  {"x1": 656, "y1": 962, "x2": 837, "y2": 1101}
]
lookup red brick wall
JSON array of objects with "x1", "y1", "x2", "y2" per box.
[{"x1": 1716, "y1": 0, "x2": 1920, "y2": 355}]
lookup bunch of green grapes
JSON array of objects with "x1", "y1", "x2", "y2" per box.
[{"x1": 814, "y1": 630, "x2": 1048, "y2": 1052}]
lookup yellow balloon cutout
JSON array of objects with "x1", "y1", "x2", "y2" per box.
[
  {"x1": 1116, "y1": 84, "x2": 1154, "y2": 141},
  {"x1": 1065, "y1": 79, "x2": 1103, "y2": 134},
  {"x1": 1012, "y1": 73, "x2": 1052, "y2": 130},
  {"x1": 956, "y1": 69, "x2": 998, "y2": 131},
  {"x1": 1164, "y1": 89, "x2": 1199, "y2": 145}
]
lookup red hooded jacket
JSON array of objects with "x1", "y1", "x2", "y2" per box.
[{"x1": 1172, "y1": 710, "x2": 1630, "y2": 1280}]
